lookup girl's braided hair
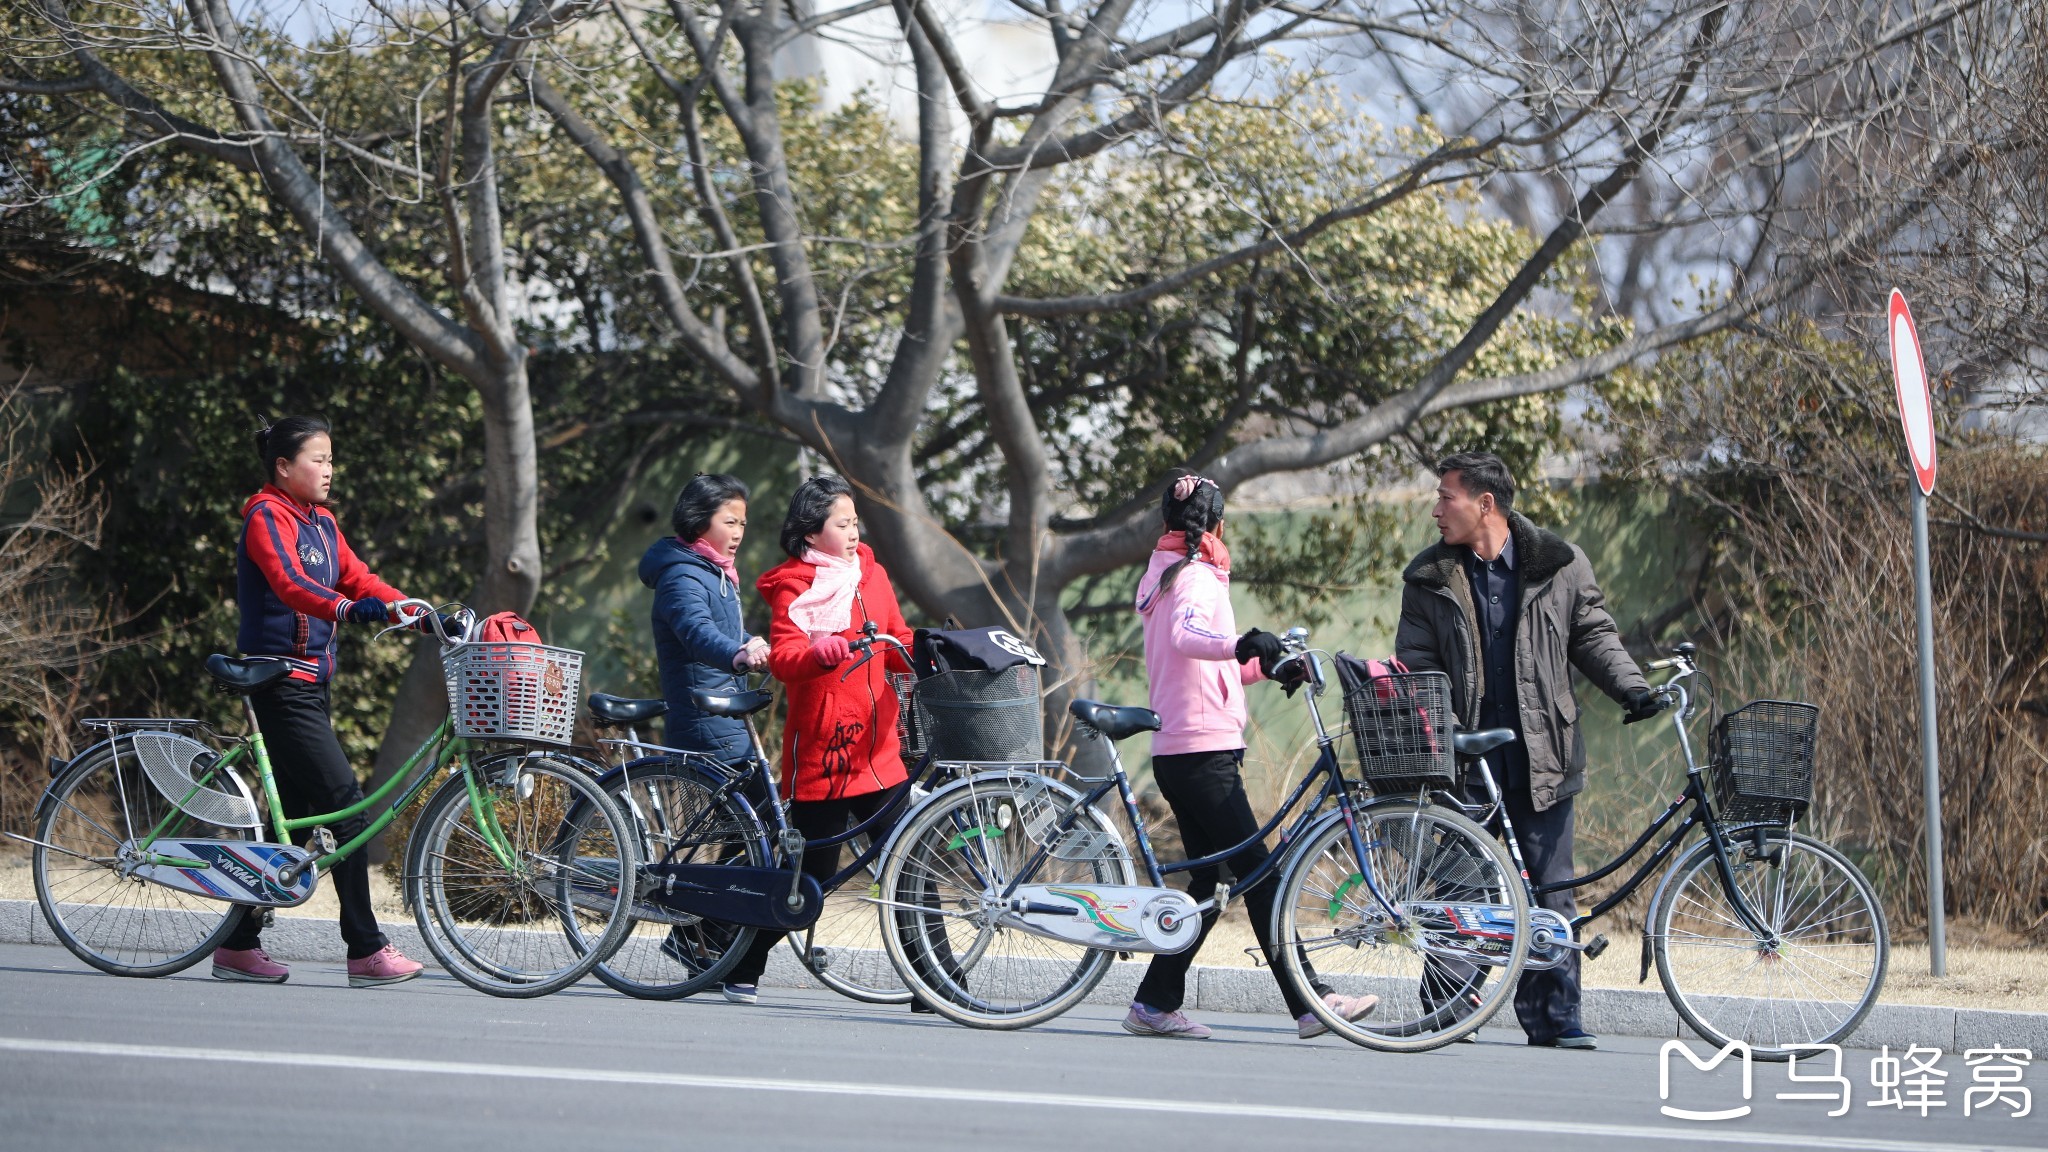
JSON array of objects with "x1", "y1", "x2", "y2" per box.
[{"x1": 1155, "y1": 469, "x2": 1224, "y2": 595}]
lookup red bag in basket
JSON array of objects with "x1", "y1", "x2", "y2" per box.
[{"x1": 477, "y1": 611, "x2": 542, "y2": 643}]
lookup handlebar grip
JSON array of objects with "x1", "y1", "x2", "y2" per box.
[{"x1": 1647, "y1": 657, "x2": 1677, "y2": 670}]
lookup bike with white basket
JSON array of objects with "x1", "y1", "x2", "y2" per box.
[{"x1": 16, "y1": 601, "x2": 638, "y2": 998}]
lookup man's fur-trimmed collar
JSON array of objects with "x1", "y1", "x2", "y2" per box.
[{"x1": 1402, "y1": 510, "x2": 1577, "y2": 589}]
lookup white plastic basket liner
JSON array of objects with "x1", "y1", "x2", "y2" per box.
[{"x1": 442, "y1": 642, "x2": 584, "y2": 744}]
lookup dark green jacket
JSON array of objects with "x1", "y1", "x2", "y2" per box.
[{"x1": 1394, "y1": 511, "x2": 1647, "y2": 811}]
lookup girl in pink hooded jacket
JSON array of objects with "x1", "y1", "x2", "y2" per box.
[{"x1": 1123, "y1": 472, "x2": 1378, "y2": 1042}]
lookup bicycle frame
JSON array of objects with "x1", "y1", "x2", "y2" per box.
[
  {"x1": 994, "y1": 647, "x2": 1406, "y2": 926},
  {"x1": 1469, "y1": 667, "x2": 1780, "y2": 944}
]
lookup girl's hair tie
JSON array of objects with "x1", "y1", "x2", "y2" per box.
[{"x1": 1172, "y1": 474, "x2": 1215, "y2": 502}]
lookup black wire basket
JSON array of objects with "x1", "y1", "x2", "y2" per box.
[
  {"x1": 1335, "y1": 660, "x2": 1456, "y2": 792},
  {"x1": 1708, "y1": 700, "x2": 1818, "y2": 824},
  {"x1": 914, "y1": 665, "x2": 1044, "y2": 762}
]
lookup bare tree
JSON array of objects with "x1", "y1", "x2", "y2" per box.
[{"x1": 4, "y1": 0, "x2": 2030, "y2": 759}]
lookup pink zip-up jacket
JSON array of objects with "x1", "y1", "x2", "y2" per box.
[{"x1": 1135, "y1": 547, "x2": 1265, "y2": 756}]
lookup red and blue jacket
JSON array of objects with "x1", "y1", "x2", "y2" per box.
[{"x1": 235, "y1": 486, "x2": 405, "y2": 683}]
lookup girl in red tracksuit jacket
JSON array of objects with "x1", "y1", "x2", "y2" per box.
[
  {"x1": 212, "y1": 416, "x2": 425, "y2": 990},
  {"x1": 718, "y1": 474, "x2": 914, "y2": 1004}
]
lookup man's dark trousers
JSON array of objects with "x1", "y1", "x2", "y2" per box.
[{"x1": 1501, "y1": 778, "x2": 1581, "y2": 1042}]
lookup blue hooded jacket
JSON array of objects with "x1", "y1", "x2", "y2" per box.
[{"x1": 640, "y1": 536, "x2": 757, "y2": 761}]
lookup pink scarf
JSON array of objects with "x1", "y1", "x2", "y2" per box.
[
  {"x1": 686, "y1": 538, "x2": 741, "y2": 590},
  {"x1": 788, "y1": 547, "x2": 862, "y2": 637}
]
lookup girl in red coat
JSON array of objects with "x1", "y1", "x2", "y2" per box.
[{"x1": 718, "y1": 475, "x2": 914, "y2": 1003}]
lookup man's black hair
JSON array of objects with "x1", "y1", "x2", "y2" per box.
[
  {"x1": 1435, "y1": 451, "x2": 1516, "y2": 512},
  {"x1": 779, "y1": 474, "x2": 855, "y2": 558},
  {"x1": 256, "y1": 415, "x2": 332, "y2": 484},
  {"x1": 671, "y1": 473, "x2": 751, "y2": 541}
]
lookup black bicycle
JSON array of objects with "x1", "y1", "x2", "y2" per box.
[{"x1": 1451, "y1": 642, "x2": 1889, "y2": 1058}]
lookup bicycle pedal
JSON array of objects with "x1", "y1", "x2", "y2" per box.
[
  {"x1": 807, "y1": 946, "x2": 833, "y2": 972},
  {"x1": 307, "y1": 827, "x2": 338, "y2": 855},
  {"x1": 259, "y1": 908, "x2": 276, "y2": 929},
  {"x1": 1584, "y1": 934, "x2": 1608, "y2": 961}
]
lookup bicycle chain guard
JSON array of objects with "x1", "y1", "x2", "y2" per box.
[
  {"x1": 123, "y1": 839, "x2": 318, "y2": 907},
  {"x1": 1000, "y1": 883, "x2": 1202, "y2": 954}
]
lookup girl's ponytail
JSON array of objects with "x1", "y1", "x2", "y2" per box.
[{"x1": 1156, "y1": 470, "x2": 1224, "y2": 594}]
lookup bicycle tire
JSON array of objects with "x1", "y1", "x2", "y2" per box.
[
  {"x1": 1651, "y1": 826, "x2": 1889, "y2": 1059},
  {"x1": 788, "y1": 829, "x2": 913, "y2": 1004},
  {"x1": 879, "y1": 770, "x2": 1129, "y2": 1030},
  {"x1": 583, "y1": 757, "x2": 765, "y2": 1000},
  {"x1": 33, "y1": 739, "x2": 252, "y2": 978},
  {"x1": 404, "y1": 754, "x2": 638, "y2": 998},
  {"x1": 1273, "y1": 800, "x2": 1530, "y2": 1052}
]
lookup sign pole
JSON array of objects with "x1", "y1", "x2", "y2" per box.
[
  {"x1": 1888, "y1": 287, "x2": 1945, "y2": 977},
  {"x1": 1910, "y1": 485, "x2": 1946, "y2": 976}
]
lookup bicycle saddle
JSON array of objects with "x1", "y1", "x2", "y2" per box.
[
  {"x1": 1453, "y1": 728, "x2": 1517, "y2": 758},
  {"x1": 691, "y1": 688, "x2": 774, "y2": 718},
  {"x1": 587, "y1": 693, "x2": 668, "y2": 725},
  {"x1": 206, "y1": 654, "x2": 296, "y2": 695},
  {"x1": 1067, "y1": 698, "x2": 1162, "y2": 742}
]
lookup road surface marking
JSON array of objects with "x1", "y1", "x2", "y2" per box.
[{"x1": 0, "y1": 1035, "x2": 2029, "y2": 1151}]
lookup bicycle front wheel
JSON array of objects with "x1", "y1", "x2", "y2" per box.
[
  {"x1": 586, "y1": 757, "x2": 764, "y2": 1000},
  {"x1": 1652, "y1": 827, "x2": 1888, "y2": 1059},
  {"x1": 33, "y1": 739, "x2": 251, "y2": 977},
  {"x1": 880, "y1": 772, "x2": 1128, "y2": 1030},
  {"x1": 790, "y1": 830, "x2": 912, "y2": 1004},
  {"x1": 1274, "y1": 801, "x2": 1529, "y2": 1052},
  {"x1": 405, "y1": 754, "x2": 638, "y2": 998}
]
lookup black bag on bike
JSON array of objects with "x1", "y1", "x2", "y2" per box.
[{"x1": 907, "y1": 627, "x2": 1045, "y2": 762}]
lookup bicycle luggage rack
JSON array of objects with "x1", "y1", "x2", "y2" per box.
[
  {"x1": 1334, "y1": 662, "x2": 1457, "y2": 793},
  {"x1": 1708, "y1": 699, "x2": 1818, "y2": 824}
]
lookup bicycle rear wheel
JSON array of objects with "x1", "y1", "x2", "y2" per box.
[
  {"x1": 1652, "y1": 827, "x2": 1888, "y2": 1059},
  {"x1": 1274, "y1": 800, "x2": 1529, "y2": 1052},
  {"x1": 880, "y1": 772, "x2": 1128, "y2": 1030},
  {"x1": 789, "y1": 830, "x2": 912, "y2": 1004},
  {"x1": 33, "y1": 739, "x2": 252, "y2": 977},
  {"x1": 405, "y1": 754, "x2": 637, "y2": 998},
  {"x1": 584, "y1": 757, "x2": 765, "y2": 1000}
]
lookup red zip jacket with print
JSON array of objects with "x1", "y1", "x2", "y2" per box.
[{"x1": 235, "y1": 485, "x2": 405, "y2": 683}]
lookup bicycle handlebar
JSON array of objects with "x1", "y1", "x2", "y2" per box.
[
  {"x1": 840, "y1": 620, "x2": 912, "y2": 681},
  {"x1": 374, "y1": 598, "x2": 476, "y2": 646}
]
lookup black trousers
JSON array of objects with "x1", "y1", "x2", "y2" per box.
[
  {"x1": 726, "y1": 784, "x2": 906, "y2": 985},
  {"x1": 1501, "y1": 784, "x2": 1582, "y2": 1041},
  {"x1": 1133, "y1": 749, "x2": 1324, "y2": 1019},
  {"x1": 223, "y1": 680, "x2": 389, "y2": 959}
]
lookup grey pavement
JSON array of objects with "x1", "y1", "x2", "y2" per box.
[{"x1": 0, "y1": 941, "x2": 2041, "y2": 1152}]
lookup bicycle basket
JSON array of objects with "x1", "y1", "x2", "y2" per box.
[
  {"x1": 891, "y1": 671, "x2": 930, "y2": 763},
  {"x1": 1708, "y1": 700, "x2": 1817, "y2": 824},
  {"x1": 917, "y1": 665, "x2": 1043, "y2": 762},
  {"x1": 130, "y1": 731, "x2": 259, "y2": 829},
  {"x1": 1336, "y1": 662, "x2": 1455, "y2": 791},
  {"x1": 441, "y1": 641, "x2": 584, "y2": 745}
]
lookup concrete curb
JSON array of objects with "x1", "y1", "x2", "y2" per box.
[{"x1": 6, "y1": 898, "x2": 2041, "y2": 1047}]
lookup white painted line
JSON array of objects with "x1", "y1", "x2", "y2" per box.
[{"x1": 0, "y1": 1035, "x2": 2028, "y2": 1151}]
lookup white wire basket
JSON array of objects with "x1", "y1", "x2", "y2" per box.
[{"x1": 442, "y1": 641, "x2": 584, "y2": 744}]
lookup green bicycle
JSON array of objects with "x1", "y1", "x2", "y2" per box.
[{"x1": 17, "y1": 600, "x2": 639, "y2": 998}]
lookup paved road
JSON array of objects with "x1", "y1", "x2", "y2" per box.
[{"x1": 0, "y1": 942, "x2": 2038, "y2": 1151}]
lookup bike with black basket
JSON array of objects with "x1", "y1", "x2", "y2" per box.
[
  {"x1": 881, "y1": 628, "x2": 1536, "y2": 1047},
  {"x1": 578, "y1": 623, "x2": 1071, "y2": 1002},
  {"x1": 1441, "y1": 641, "x2": 1888, "y2": 1057}
]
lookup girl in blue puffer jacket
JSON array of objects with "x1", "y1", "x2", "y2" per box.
[{"x1": 640, "y1": 473, "x2": 771, "y2": 760}]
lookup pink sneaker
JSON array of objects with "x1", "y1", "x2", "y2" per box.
[
  {"x1": 346, "y1": 945, "x2": 424, "y2": 988},
  {"x1": 212, "y1": 947, "x2": 289, "y2": 984},
  {"x1": 1122, "y1": 1003, "x2": 1213, "y2": 1039},
  {"x1": 1297, "y1": 992, "x2": 1380, "y2": 1039}
]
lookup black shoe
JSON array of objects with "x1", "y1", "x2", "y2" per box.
[
  {"x1": 1530, "y1": 1029, "x2": 1598, "y2": 1050},
  {"x1": 910, "y1": 997, "x2": 937, "y2": 1014}
]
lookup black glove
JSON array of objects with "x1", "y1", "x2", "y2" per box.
[
  {"x1": 408, "y1": 611, "x2": 463, "y2": 640},
  {"x1": 1235, "y1": 628, "x2": 1284, "y2": 667},
  {"x1": 343, "y1": 598, "x2": 389, "y2": 624},
  {"x1": 1622, "y1": 688, "x2": 1665, "y2": 725},
  {"x1": 1261, "y1": 650, "x2": 1309, "y2": 683}
]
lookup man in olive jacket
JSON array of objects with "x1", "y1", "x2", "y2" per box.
[{"x1": 1395, "y1": 452, "x2": 1658, "y2": 1049}]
